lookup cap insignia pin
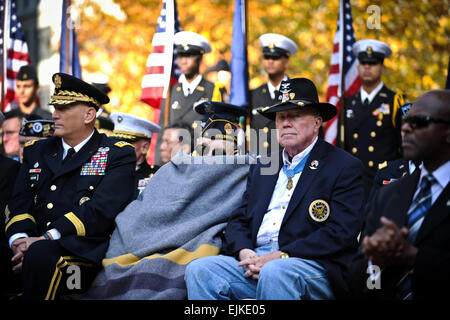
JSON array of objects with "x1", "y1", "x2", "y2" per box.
[{"x1": 54, "y1": 75, "x2": 62, "y2": 88}]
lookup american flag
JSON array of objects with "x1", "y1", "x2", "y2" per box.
[
  {"x1": 324, "y1": 0, "x2": 361, "y2": 146},
  {"x1": 0, "y1": 0, "x2": 31, "y2": 112},
  {"x1": 140, "y1": 0, "x2": 181, "y2": 165},
  {"x1": 140, "y1": 0, "x2": 181, "y2": 109}
]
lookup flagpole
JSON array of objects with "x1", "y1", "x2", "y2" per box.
[
  {"x1": 65, "y1": 0, "x2": 71, "y2": 74},
  {"x1": 338, "y1": 0, "x2": 346, "y2": 149},
  {"x1": 164, "y1": 82, "x2": 171, "y2": 127},
  {"x1": 243, "y1": 0, "x2": 250, "y2": 152},
  {"x1": 1, "y1": 0, "x2": 6, "y2": 111}
]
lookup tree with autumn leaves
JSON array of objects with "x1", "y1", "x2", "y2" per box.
[{"x1": 76, "y1": 0, "x2": 449, "y2": 122}]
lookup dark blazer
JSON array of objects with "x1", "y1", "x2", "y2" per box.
[
  {"x1": 341, "y1": 85, "x2": 402, "y2": 199},
  {"x1": 351, "y1": 170, "x2": 450, "y2": 300},
  {"x1": 0, "y1": 155, "x2": 20, "y2": 240},
  {"x1": 223, "y1": 138, "x2": 366, "y2": 298},
  {"x1": 5, "y1": 130, "x2": 136, "y2": 264},
  {"x1": 249, "y1": 83, "x2": 278, "y2": 154}
]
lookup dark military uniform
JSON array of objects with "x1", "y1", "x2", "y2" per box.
[
  {"x1": 4, "y1": 130, "x2": 136, "y2": 299},
  {"x1": 342, "y1": 85, "x2": 404, "y2": 199},
  {"x1": 168, "y1": 78, "x2": 215, "y2": 127},
  {"x1": 363, "y1": 158, "x2": 411, "y2": 225},
  {"x1": 250, "y1": 83, "x2": 278, "y2": 154},
  {"x1": 135, "y1": 161, "x2": 159, "y2": 198}
]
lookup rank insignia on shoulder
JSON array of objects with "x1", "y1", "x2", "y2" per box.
[
  {"x1": 25, "y1": 139, "x2": 37, "y2": 147},
  {"x1": 114, "y1": 141, "x2": 134, "y2": 148},
  {"x1": 309, "y1": 199, "x2": 330, "y2": 223}
]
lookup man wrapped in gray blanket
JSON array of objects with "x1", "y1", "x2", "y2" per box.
[{"x1": 84, "y1": 102, "x2": 253, "y2": 299}]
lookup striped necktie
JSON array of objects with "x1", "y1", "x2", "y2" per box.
[
  {"x1": 395, "y1": 174, "x2": 435, "y2": 300},
  {"x1": 407, "y1": 174, "x2": 436, "y2": 243}
]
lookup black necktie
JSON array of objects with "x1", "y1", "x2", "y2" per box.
[
  {"x1": 363, "y1": 98, "x2": 370, "y2": 105},
  {"x1": 63, "y1": 147, "x2": 75, "y2": 165}
]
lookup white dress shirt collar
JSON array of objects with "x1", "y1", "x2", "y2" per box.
[
  {"x1": 179, "y1": 74, "x2": 203, "y2": 97},
  {"x1": 61, "y1": 130, "x2": 95, "y2": 158},
  {"x1": 282, "y1": 136, "x2": 318, "y2": 169},
  {"x1": 360, "y1": 81, "x2": 384, "y2": 104},
  {"x1": 267, "y1": 75, "x2": 288, "y2": 100}
]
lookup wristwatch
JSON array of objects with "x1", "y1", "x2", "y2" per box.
[
  {"x1": 280, "y1": 251, "x2": 289, "y2": 259},
  {"x1": 43, "y1": 232, "x2": 51, "y2": 240}
]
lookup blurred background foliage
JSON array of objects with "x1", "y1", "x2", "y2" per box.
[{"x1": 76, "y1": 0, "x2": 449, "y2": 121}]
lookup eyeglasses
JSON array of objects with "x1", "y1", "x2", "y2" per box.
[{"x1": 402, "y1": 114, "x2": 450, "y2": 129}]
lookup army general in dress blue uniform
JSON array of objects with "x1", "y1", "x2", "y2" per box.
[
  {"x1": 3, "y1": 73, "x2": 136, "y2": 300},
  {"x1": 185, "y1": 78, "x2": 365, "y2": 300}
]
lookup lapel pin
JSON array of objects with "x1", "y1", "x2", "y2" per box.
[
  {"x1": 447, "y1": 200, "x2": 450, "y2": 207},
  {"x1": 309, "y1": 160, "x2": 319, "y2": 170}
]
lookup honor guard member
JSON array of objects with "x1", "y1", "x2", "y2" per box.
[
  {"x1": 18, "y1": 114, "x2": 55, "y2": 163},
  {"x1": 110, "y1": 112, "x2": 161, "y2": 198},
  {"x1": 250, "y1": 33, "x2": 298, "y2": 155},
  {"x1": 193, "y1": 101, "x2": 247, "y2": 156},
  {"x1": 168, "y1": 31, "x2": 217, "y2": 127},
  {"x1": 3, "y1": 73, "x2": 136, "y2": 300},
  {"x1": 342, "y1": 39, "x2": 406, "y2": 199},
  {"x1": 10, "y1": 65, "x2": 52, "y2": 119},
  {"x1": 155, "y1": 31, "x2": 219, "y2": 165}
]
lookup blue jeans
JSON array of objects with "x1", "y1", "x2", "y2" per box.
[{"x1": 185, "y1": 241, "x2": 335, "y2": 300}]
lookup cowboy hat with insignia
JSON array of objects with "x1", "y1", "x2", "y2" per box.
[
  {"x1": 20, "y1": 114, "x2": 55, "y2": 137},
  {"x1": 259, "y1": 33, "x2": 298, "y2": 58},
  {"x1": 352, "y1": 39, "x2": 392, "y2": 64},
  {"x1": 257, "y1": 78, "x2": 337, "y2": 121},
  {"x1": 48, "y1": 73, "x2": 110, "y2": 110},
  {"x1": 174, "y1": 31, "x2": 211, "y2": 56},
  {"x1": 110, "y1": 112, "x2": 160, "y2": 142},
  {"x1": 194, "y1": 101, "x2": 247, "y2": 143}
]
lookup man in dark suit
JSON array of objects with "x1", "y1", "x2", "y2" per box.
[
  {"x1": 250, "y1": 33, "x2": 298, "y2": 155},
  {"x1": 342, "y1": 39, "x2": 406, "y2": 199},
  {"x1": 110, "y1": 111, "x2": 160, "y2": 198},
  {"x1": 3, "y1": 73, "x2": 136, "y2": 300},
  {"x1": 185, "y1": 78, "x2": 365, "y2": 300},
  {"x1": 351, "y1": 89, "x2": 450, "y2": 300}
]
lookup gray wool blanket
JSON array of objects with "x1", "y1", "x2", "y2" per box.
[{"x1": 84, "y1": 152, "x2": 252, "y2": 300}]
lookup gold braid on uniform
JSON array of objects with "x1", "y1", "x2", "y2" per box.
[
  {"x1": 392, "y1": 89, "x2": 406, "y2": 128},
  {"x1": 50, "y1": 90, "x2": 101, "y2": 108}
]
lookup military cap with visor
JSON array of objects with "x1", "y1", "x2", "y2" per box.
[
  {"x1": 259, "y1": 33, "x2": 298, "y2": 58},
  {"x1": 110, "y1": 112, "x2": 160, "y2": 142},
  {"x1": 352, "y1": 39, "x2": 392, "y2": 64},
  {"x1": 48, "y1": 73, "x2": 109, "y2": 110},
  {"x1": 194, "y1": 101, "x2": 247, "y2": 143},
  {"x1": 174, "y1": 31, "x2": 211, "y2": 56},
  {"x1": 20, "y1": 114, "x2": 55, "y2": 137}
]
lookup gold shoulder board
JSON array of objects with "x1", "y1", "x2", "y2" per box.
[
  {"x1": 25, "y1": 140, "x2": 37, "y2": 147},
  {"x1": 114, "y1": 141, "x2": 134, "y2": 148}
]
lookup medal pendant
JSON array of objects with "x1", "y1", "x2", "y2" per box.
[{"x1": 286, "y1": 177, "x2": 293, "y2": 190}]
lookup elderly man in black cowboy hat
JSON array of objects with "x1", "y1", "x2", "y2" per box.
[
  {"x1": 185, "y1": 78, "x2": 365, "y2": 300},
  {"x1": 3, "y1": 73, "x2": 136, "y2": 300}
]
